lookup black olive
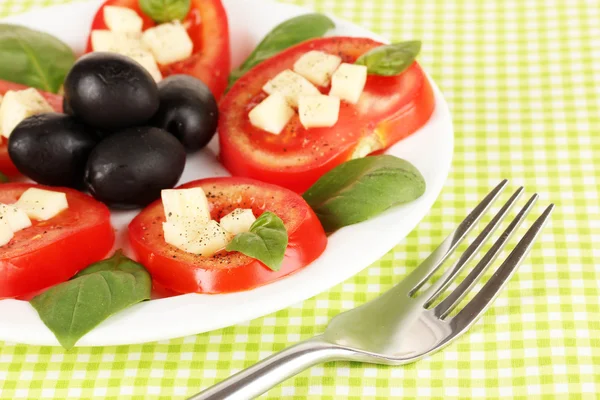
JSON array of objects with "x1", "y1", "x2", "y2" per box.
[
  {"x1": 63, "y1": 98, "x2": 113, "y2": 141},
  {"x1": 63, "y1": 52, "x2": 159, "y2": 130},
  {"x1": 8, "y1": 113, "x2": 99, "y2": 188},
  {"x1": 62, "y1": 97, "x2": 74, "y2": 116},
  {"x1": 151, "y1": 75, "x2": 219, "y2": 151},
  {"x1": 84, "y1": 126, "x2": 186, "y2": 208}
]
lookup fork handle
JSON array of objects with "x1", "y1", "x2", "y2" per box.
[{"x1": 188, "y1": 336, "x2": 352, "y2": 400}]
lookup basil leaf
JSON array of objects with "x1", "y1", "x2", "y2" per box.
[
  {"x1": 0, "y1": 24, "x2": 75, "y2": 93},
  {"x1": 303, "y1": 155, "x2": 426, "y2": 232},
  {"x1": 355, "y1": 40, "x2": 421, "y2": 76},
  {"x1": 30, "y1": 250, "x2": 151, "y2": 350},
  {"x1": 228, "y1": 13, "x2": 335, "y2": 89},
  {"x1": 226, "y1": 212, "x2": 288, "y2": 271},
  {"x1": 139, "y1": 0, "x2": 191, "y2": 23},
  {"x1": 0, "y1": 172, "x2": 8, "y2": 183}
]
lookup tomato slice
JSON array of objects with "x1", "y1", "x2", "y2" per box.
[
  {"x1": 0, "y1": 80, "x2": 63, "y2": 177},
  {"x1": 128, "y1": 177, "x2": 327, "y2": 294},
  {"x1": 85, "y1": 0, "x2": 230, "y2": 99},
  {"x1": 0, "y1": 183, "x2": 115, "y2": 299},
  {"x1": 219, "y1": 37, "x2": 435, "y2": 193}
]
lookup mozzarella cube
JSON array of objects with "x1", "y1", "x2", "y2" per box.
[
  {"x1": 298, "y1": 94, "x2": 340, "y2": 129},
  {"x1": 329, "y1": 63, "x2": 368, "y2": 104},
  {"x1": 191, "y1": 221, "x2": 233, "y2": 256},
  {"x1": 263, "y1": 69, "x2": 320, "y2": 107},
  {"x1": 91, "y1": 31, "x2": 162, "y2": 82},
  {"x1": 163, "y1": 221, "x2": 191, "y2": 250},
  {"x1": 0, "y1": 204, "x2": 31, "y2": 232},
  {"x1": 15, "y1": 188, "x2": 68, "y2": 221},
  {"x1": 220, "y1": 209, "x2": 256, "y2": 235},
  {"x1": 164, "y1": 220, "x2": 232, "y2": 256},
  {"x1": 91, "y1": 30, "x2": 143, "y2": 52},
  {"x1": 142, "y1": 21, "x2": 193, "y2": 65},
  {"x1": 0, "y1": 219, "x2": 13, "y2": 247},
  {"x1": 248, "y1": 93, "x2": 295, "y2": 135},
  {"x1": 121, "y1": 48, "x2": 163, "y2": 82},
  {"x1": 104, "y1": 5, "x2": 143, "y2": 33},
  {"x1": 293, "y1": 51, "x2": 342, "y2": 87},
  {"x1": 162, "y1": 188, "x2": 211, "y2": 227},
  {"x1": 0, "y1": 89, "x2": 53, "y2": 139}
]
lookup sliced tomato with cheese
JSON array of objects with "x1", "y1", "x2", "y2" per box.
[
  {"x1": 219, "y1": 37, "x2": 435, "y2": 193},
  {"x1": 128, "y1": 177, "x2": 327, "y2": 294},
  {"x1": 0, "y1": 184, "x2": 114, "y2": 299},
  {"x1": 85, "y1": 0, "x2": 230, "y2": 99},
  {"x1": 0, "y1": 80, "x2": 63, "y2": 176}
]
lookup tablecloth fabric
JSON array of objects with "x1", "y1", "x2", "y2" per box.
[{"x1": 1, "y1": 0, "x2": 599, "y2": 398}]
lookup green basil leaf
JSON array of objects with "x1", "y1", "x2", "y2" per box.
[
  {"x1": 303, "y1": 155, "x2": 426, "y2": 232},
  {"x1": 227, "y1": 13, "x2": 335, "y2": 90},
  {"x1": 0, "y1": 172, "x2": 8, "y2": 183},
  {"x1": 226, "y1": 212, "x2": 288, "y2": 271},
  {"x1": 139, "y1": 0, "x2": 191, "y2": 23},
  {"x1": 355, "y1": 40, "x2": 421, "y2": 76},
  {"x1": 0, "y1": 24, "x2": 75, "y2": 93},
  {"x1": 30, "y1": 250, "x2": 151, "y2": 350}
]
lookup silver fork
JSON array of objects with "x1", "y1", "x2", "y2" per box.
[{"x1": 190, "y1": 180, "x2": 554, "y2": 400}]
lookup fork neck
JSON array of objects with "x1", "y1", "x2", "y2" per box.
[{"x1": 189, "y1": 336, "x2": 353, "y2": 400}]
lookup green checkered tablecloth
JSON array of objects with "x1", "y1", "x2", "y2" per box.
[{"x1": 1, "y1": 0, "x2": 599, "y2": 398}]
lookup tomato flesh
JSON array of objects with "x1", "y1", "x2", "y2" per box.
[
  {"x1": 86, "y1": 0, "x2": 230, "y2": 99},
  {"x1": 0, "y1": 184, "x2": 115, "y2": 299},
  {"x1": 219, "y1": 37, "x2": 435, "y2": 193},
  {"x1": 128, "y1": 177, "x2": 327, "y2": 294},
  {"x1": 0, "y1": 80, "x2": 63, "y2": 176}
]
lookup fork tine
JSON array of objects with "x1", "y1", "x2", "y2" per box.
[
  {"x1": 432, "y1": 193, "x2": 539, "y2": 318},
  {"x1": 450, "y1": 204, "x2": 555, "y2": 331},
  {"x1": 419, "y1": 187, "x2": 525, "y2": 305},
  {"x1": 404, "y1": 179, "x2": 508, "y2": 294}
]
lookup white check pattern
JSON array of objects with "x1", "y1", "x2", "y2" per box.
[{"x1": 1, "y1": 0, "x2": 599, "y2": 398}]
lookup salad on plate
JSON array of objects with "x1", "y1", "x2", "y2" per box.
[{"x1": 0, "y1": 0, "x2": 433, "y2": 349}]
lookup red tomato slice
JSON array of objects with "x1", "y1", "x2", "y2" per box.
[
  {"x1": 85, "y1": 0, "x2": 230, "y2": 99},
  {"x1": 128, "y1": 177, "x2": 327, "y2": 294},
  {"x1": 0, "y1": 80, "x2": 63, "y2": 177},
  {"x1": 0, "y1": 183, "x2": 115, "y2": 299},
  {"x1": 219, "y1": 37, "x2": 435, "y2": 193}
]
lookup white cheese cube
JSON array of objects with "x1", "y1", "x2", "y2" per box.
[
  {"x1": 191, "y1": 221, "x2": 233, "y2": 256},
  {"x1": 121, "y1": 48, "x2": 163, "y2": 82},
  {"x1": 15, "y1": 188, "x2": 68, "y2": 221},
  {"x1": 0, "y1": 89, "x2": 53, "y2": 139},
  {"x1": 220, "y1": 208, "x2": 256, "y2": 235},
  {"x1": 263, "y1": 69, "x2": 320, "y2": 108},
  {"x1": 163, "y1": 221, "x2": 191, "y2": 250},
  {"x1": 298, "y1": 94, "x2": 340, "y2": 129},
  {"x1": 104, "y1": 5, "x2": 143, "y2": 33},
  {"x1": 162, "y1": 188, "x2": 211, "y2": 227},
  {"x1": 91, "y1": 30, "x2": 143, "y2": 52},
  {"x1": 248, "y1": 93, "x2": 295, "y2": 135},
  {"x1": 0, "y1": 219, "x2": 13, "y2": 247},
  {"x1": 164, "y1": 220, "x2": 232, "y2": 256},
  {"x1": 142, "y1": 21, "x2": 193, "y2": 65},
  {"x1": 91, "y1": 31, "x2": 162, "y2": 82},
  {"x1": 0, "y1": 204, "x2": 31, "y2": 232},
  {"x1": 293, "y1": 51, "x2": 342, "y2": 87},
  {"x1": 329, "y1": 63, "x2": 368, "y2": 104}
]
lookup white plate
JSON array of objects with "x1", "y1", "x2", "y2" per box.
[{"x1": 0, "y1": 0, "x2": 453, "y2": 347}]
